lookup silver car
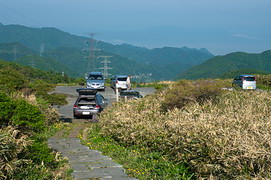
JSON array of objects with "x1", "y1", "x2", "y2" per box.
[
  {"x1": 86, "y1": 72, "x2": 105, "y2": 91},
  {"x1": 73, "y1": 88, "x2": 107, "y2": 119},
  {"x1": 232, "y1": 75, "x2": 256, "y2": 90}
]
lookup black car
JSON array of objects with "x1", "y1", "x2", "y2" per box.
[
  {"x1": 119, "y1": 90, "x2": 143, "y2": 100},
  {"x1": 73, "y1": 88, "x2": 107, "y2": 119}
]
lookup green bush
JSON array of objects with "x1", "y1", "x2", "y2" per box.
[
  {"x1": 0, "y1": 93, "x2": 15, "y2": 126},
  {"x1": 161, "y1": 79, "x2": 229, "y2": 111},
  {"x1": 0, "y1": 93, "x2": 45, "y2": 132},
  {"x1": 42, "y1": 93, "x2": 68, "y2": 106},
  {"x1": 26, "y1": 141, "x2": 58, "y2": 167},
  {"x1": 0, "y1": 68, "x2": 27, "y2": 93},
  {"x1": 11, "y1": 100, "x2": 45, "y2": 132}
]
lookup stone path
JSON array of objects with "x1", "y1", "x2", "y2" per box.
[
  {"x1": 47, "y1": 85, "x2": 139, "y2": 180},
  {"x1": 48, "y1": 137, "x2": 136, "y2": 180}
]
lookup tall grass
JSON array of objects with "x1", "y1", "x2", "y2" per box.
[{"x1": 99, "y1": 80, "x2": 271, "y2": 179}]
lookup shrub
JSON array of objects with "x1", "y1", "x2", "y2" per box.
[
  {"x1": 255, "y1": 74, "x2": 271, "y2": 87},
  {"x1": 11, "y1": 99, "x2": 45, "y2": 132},
  {"x1": 99, "y1": 89, "x2": 271, "y2": 179},
  {"x1": 0, "y1": 93, "x2": 45, "y2": 132},
  {"x1": 161, "y1": 79, "x2": 229, "y2": 111},
  {"x1": 0, "y1": 126, "x2": 31, "y2": 179},
  {"x1": 0, "y1": 68, "x2": 27, "y2": 93},
  {"x1": 0, "y1": 93, "x2": 15, "y2": 126},
  {"x1": 43, "y1": 93, "x2": 68, "y2": 106}
]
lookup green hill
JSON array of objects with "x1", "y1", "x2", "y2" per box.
[
  {"x1": 0, "y1": 59, "x2": 69, "y2": 84},
  {"x1": 0, "y1": 42, "x2": 77, "y2": 77},
  {"x1": 0, "y1": 42, "x2": 35, "y2": 60},
  {"x1": 179, "y1": 50, "x2": 271, "y2": 79},
  {"x1": 99, "y1": 43, "x2": 213, "y2": 65},
  {"x1": 44, "y1": 47, "x2": 172, "y2": 81},
  {"x1": 0, "y1": 23, "x2": 214, "y2": 80}
]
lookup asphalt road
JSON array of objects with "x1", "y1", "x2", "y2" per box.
[{"x1": 53, "y1": 86, "x2": 155, "y2": 121}]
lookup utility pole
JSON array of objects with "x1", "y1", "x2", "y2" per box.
[{"x1": 99, "y1": 56, "x2": 113, "y2": 79}]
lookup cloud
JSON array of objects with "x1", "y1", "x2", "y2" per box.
[
  {"x1": 232, "y1": 33, "x2": 260, "y2": 40},
  {"x1": 232, "y1": 33, "x2": 250, "y2": 39}
]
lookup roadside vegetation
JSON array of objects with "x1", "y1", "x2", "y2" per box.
[
  {"x1": 133, "y1": 81, "x2": 173, "y2": 90},
  {"x1": 86, "y1": 79, "x2": 271, "y2": 179},
  {"x1": 0, "y1": 60, "x2": 71, "y2": 179}
]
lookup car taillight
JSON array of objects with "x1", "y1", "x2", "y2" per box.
[
  {"x1": 242, "y1": 77, "x2": 245, "y2": 81},
  {"x1": 73, "y1": 105, "x2": 78, "y2": 108},
  {"x1": 116, "y1": 80, "x2": 118, "y2": 84},
  {"x1": 95, "y1": 105, "x2": 101, "y2": 108}
]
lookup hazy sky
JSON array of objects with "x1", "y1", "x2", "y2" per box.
[{"x1": 0, "y1": 0, "x2": 270, "y2": 55}]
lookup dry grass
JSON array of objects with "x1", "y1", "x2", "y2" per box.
[
  {"x1": 0, "y1": 126, "x2": 31, "y2": 179},
  {"x1": 99, "y1": 89, "x2": 271, "y2": 179}
]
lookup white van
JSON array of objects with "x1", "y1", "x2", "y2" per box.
[{"x1": 232, "y1": 75, "x2": 256, "y2": 90}]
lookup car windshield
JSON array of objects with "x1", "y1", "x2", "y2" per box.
[
  {"x1": 244, "y1": 77, "x2": 255, "y2": 81},
  {"x1": 88, "y1": 75, "x2": 103, "y2": 80},
  {"x1": 117, "y1": 77, "x2": 127, "y2": 81}
]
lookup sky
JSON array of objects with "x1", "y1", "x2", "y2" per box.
[{"x1": 0, "y1": 0, "x2": 270, "y2": 55}]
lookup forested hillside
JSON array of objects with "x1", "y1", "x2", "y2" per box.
[
  {"x1": 0, "y1": 23, "x2": 213, "y2": 80},
  {"x1": 179, "y1": 50, "x2": 271, "y2": 79},
  {"x1": 0, "y1": 42, "x2": 77, "y2": 77}
]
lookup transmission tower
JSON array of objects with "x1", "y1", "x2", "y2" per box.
[
  {"x1": 13, "y1": 44, "x2": 17, "y2": 60},
  {"x1": 85, "y1": 33, "x2": 99, "y2": 73},
  {"x1": 99, "y1": 56, "x2": 113, "y2": 79},
  {"x1": 40, "y1": 43, "x2": 44, "y2": 56},
  {"x1": 29, "y1": 58, "x2": 35, "y2": 68}
]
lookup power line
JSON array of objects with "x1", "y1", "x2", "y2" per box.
[
  {"x1": 0, "y1": 11, "x2": 24, "y2": 25},
  {"x1": 0, "y1": 3, "x2": 44, "y2": 27}
]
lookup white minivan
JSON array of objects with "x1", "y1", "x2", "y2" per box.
[{"x1": 232, "y1": 75, "x2": 256, "y2": 90}]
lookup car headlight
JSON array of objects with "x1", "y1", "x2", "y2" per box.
[{"x1": 101, "y1": 83, "x2": 104, "y2": 86}]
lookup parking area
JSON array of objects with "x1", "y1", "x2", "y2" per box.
[{"x1": 53, "y1": 86, "x2": 155, "y2": 121}]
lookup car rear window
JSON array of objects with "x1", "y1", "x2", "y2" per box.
[
  {"x1": 244, "y1": 77, "x2": 255, "y2": 81},
  {"x1": 78, "y1": 97, "x2": 96, "y2": 105},
  {"x1": 88, "y1": 75, "x2": 103, "y2": 80},
  {"x1": 117, "y1": 77, "x2": 127, "y2": 81}
]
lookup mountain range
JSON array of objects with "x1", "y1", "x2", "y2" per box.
[
  {"x1": 179, "y1": 50, "x2": 271, "y2": 79},
  {"x1": 0, "y1": 23, "x2": 213, "y2": 81}
]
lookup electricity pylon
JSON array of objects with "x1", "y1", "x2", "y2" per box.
[{"x1": 99, "y1": 56, "x2": 112, "y2": 79}]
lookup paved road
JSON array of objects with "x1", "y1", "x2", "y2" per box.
[
  {"x1": 48, "y1": 86, "x2": 155, "y2": 179},
  {"x1": 53, "y1": 86, "x2": 155, "y2": 121}
]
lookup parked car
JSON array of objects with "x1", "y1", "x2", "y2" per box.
[
  {"x1": 73, "y1": 88, "x2": 107, "y2": 119},
  {"x1": 120, "y1": 90, "x2": 143, "y2": 100},
  {"x1": 110, "y1": 75, "x2": 128, "y2": 90},
  {"x1": 232, "y1": 75, "x2": 256, "y2": 90},
  {"x1": 86, "y1": 72, "x2": 105, "y2": 91}
]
